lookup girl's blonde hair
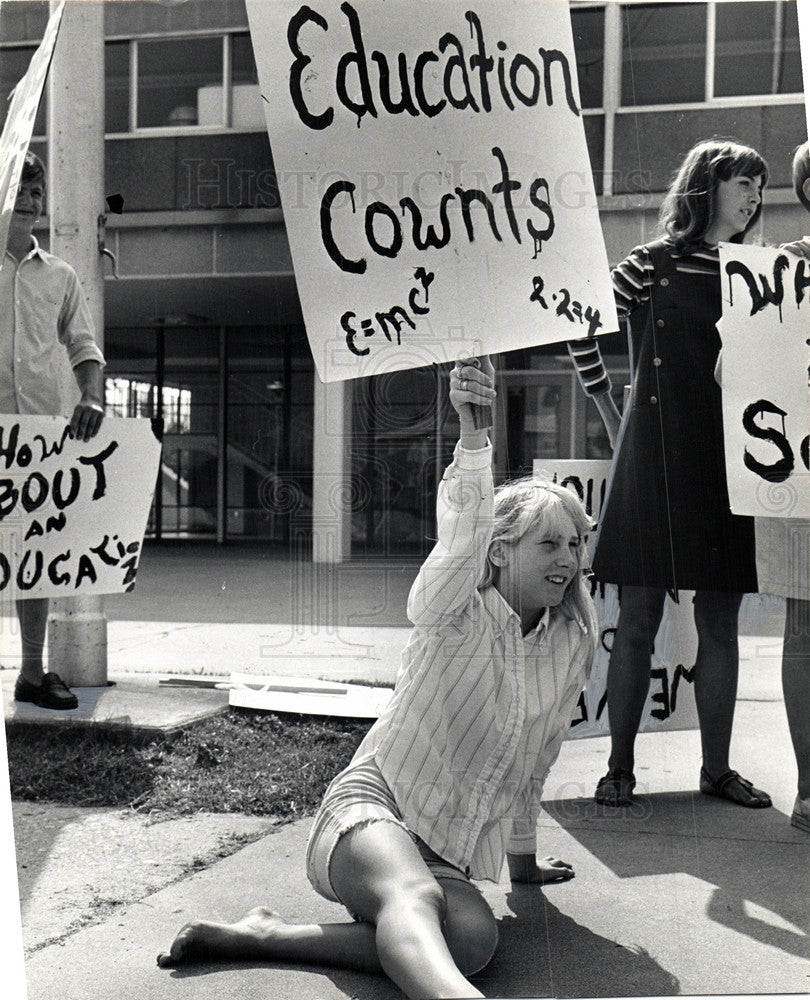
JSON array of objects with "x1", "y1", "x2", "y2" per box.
[
  {"x1": 660, "y1": 139, "x2": 768, "y2": 253},
  {"x1": 480, "y1": 476, "x2": 598, "y2": 642}
]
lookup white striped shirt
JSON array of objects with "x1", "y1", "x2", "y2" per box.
[{"x1": 353, "y1": 442, "x2": 595, "y2": 882}]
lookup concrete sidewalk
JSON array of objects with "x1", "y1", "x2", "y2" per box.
[
  {"x1": 9, "y1": 640, "x2": 809, "y2": 1000},
  {"x1": 4, "y1": 544, "x2": 807, "y2": 998},
  {"x1": 17, "y1": 695, "x2": 809, "y2": 1000}
]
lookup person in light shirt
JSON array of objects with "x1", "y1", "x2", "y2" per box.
[
  {"x1": 158, "y1": 355, "x2": 598, "y2": 999},
  {"x1": 2, "y1": 152, "x2": 105, "y2": 711}
]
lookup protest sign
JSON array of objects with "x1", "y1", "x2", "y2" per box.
[
  {"x1": 719, "y1": 243, "x2": 810, "y2": 519},
  {"x1": 535, "y1": 459, "x2": 777, "y2": 738},
  {"x1": 246, "y1": 0, "x2": 617, "y2": 382},
  {"x1": 0, "y1": 0, "x2": 64, "y2": 263},
  {"x1": 0, "y1": 416, "x2": 161, "y2": 600},
  {"x1": 535, "y1": 459, "x2": 700, "y2": 737}
]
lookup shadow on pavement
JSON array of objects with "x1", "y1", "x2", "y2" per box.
[
  {"x1": 544, "y1": 790, "x2": 809, "y2": 963},
  {"x1": 479, "y1": 889, "x2": 680, "y2": 998},
  {"x1": 163, "y1": 960, "x2": 401, "y2": 1000}
]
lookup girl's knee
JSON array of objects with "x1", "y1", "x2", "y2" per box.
[
  {"x1": 617, "y1": 588, "x2": 666, "y2": 642},
  {"x1": 380, "y1": 872, "x2": 448, "y2": 926}
]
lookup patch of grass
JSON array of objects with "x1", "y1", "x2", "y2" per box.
[{"x1": 6, "y1": 709, "x2": 372, "y2": 819}]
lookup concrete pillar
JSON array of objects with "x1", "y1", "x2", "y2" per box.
[
  {"x1": 312, "y1": 376, "x2": 352, "y2": 563},
  {"x1": 601, "y1": 2, "x2": 622, "y2": 199},
  {"x1": 46, "y1": 0, "x2": 107, "y2": 686}
]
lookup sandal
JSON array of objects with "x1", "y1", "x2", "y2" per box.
[
  {"x1": 699, "y1": 768, "x2": 772, "y2": 809},
  {"x1": 595, "y1": 768, "x2": 635, "y2": 806},
  {"x1": 790, "y1": 795, "x2": 810, "y2": 832}
]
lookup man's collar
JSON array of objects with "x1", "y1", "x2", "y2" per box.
[
  {"x1": 26, "y1": 235, "x2": 48, "y2": 261},
  {"x1": 6, "y1": 235, "x2": 47, "y2": 264}
]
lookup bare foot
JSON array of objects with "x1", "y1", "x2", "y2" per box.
[{"x1": 157, "y1": 906, "x2": 288, "y2": 967}]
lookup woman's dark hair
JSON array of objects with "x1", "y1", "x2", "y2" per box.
[{"x1": 659, "y1": 140, "x2": 768, "y2": 253}]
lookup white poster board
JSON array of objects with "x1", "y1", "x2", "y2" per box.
[
  {"x1": 246, "y1": 0, "x2": 618, "y2": 382},
  {"x1": 0, "y1": 0, "x2": 63, "y2": 262},
  {"x1": 535, "y1": 459, "x2": 775, "y2": 738},
  {"x1": 535, "y1": 459, "x2": 701, "y2": 738},
  {"x1": 719, "y1": 243, "x2": 810, "y2": 519},
  {"x1": 0, "y1": 416, "x2": 161, "y2": 600}
]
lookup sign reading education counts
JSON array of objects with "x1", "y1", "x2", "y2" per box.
[{"x1": 246, "y1": 0, "x2": 618, "y2": 382}]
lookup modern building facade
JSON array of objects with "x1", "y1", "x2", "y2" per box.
[{"x1": 1, "y1": 0, "x2": 806, "y2": 560}]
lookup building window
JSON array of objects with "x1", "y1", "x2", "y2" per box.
[
  {"x1": 571, "y1": 3, "x2": 605, "y2": 110},
  {"x1": 621, "y1": 2, "x2": 707, "y2": 106},
  {"x1": 104, "y1": 31, "x2": 263, "y2": 133},
  {"x1": 714, "y1": 0, "x2": 802, "y2": 98},
  {"x1": 105, "y1": 40, "x2": 130, "y2": 134},
  {"x1": 619, "y1": 0, "x2": 802, "y2": 107},
  {"x1": 137, "y1": 36, "x2": 222, "y2": 128}
]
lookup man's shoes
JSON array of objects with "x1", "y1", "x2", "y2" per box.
[
  {"x1": 14, "y1": 672, "x2": 78, "y2": 710},
  {"x1": 791, "y1": 795, "x2": 810, "y2": 832}
]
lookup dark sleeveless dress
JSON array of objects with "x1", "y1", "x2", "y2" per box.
[{"x1": 592, "y1": 239, "x2": 757, "y2": 593}]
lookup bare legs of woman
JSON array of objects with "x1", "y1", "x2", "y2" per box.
[
  {"x1": 596, "y1": 586, "x2": 769, "y2": 807},
  {"x1": 595, "y1": 586, "x2": 666, "y2": 804},
  {"x1": 157, "y1": 820, "x2": 498, "y2": 1000},
  {"x1": 692, "y1": 589, "x2": 743, "y2": 778}
]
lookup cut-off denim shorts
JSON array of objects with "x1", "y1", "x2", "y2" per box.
[{"x1": 306, "y1": 753, "x2": 475, "y2": 913}]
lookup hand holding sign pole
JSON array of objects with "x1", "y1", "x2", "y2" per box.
[{"x1": 450, "y1": 356, "x2": 495, "y2": 439}]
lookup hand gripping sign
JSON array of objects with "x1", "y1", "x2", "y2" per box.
[{"x1": 246, "y1": 0, "x2": 618, "y2": 382}]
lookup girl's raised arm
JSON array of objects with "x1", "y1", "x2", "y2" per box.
[{"x1": 406, "y1": 357, "x2": 496, "y2": 626}]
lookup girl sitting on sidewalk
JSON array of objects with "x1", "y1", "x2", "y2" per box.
[{"x1": 158, "y1": 356, "x2": 598, "y2": 1000}]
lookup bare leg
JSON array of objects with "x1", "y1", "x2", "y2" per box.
[
  {"x1": 157, "y1": 823, "x2": 497, "y2": 999},
  {"x1": 157, "y1": 906, "x2": 381, "y2": 972},
  {"x1": 783, "y1": 597, "x2": 810, "y2": 801},
  {"x1": 16, "y1": 598, "x2": 48, "y2": 684},
  {"x1": 692, "y1": 590, "x2": 743, "y2": 777},
  {"x1": 329, "y1": 821, "x2": 492, "y2": 998},
  {"x1": 605, "y1": 586, "x2": 667, "y2": 773}
]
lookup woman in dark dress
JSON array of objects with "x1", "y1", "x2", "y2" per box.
[{"x1": 588, "y1": 140, "x2": 773, "y2": 808}]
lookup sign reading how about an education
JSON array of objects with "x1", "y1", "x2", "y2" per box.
[
  {"x1": 0, "y1": 0, "x2": 64, "y2": 262},
  {"x1": 246, "y1": 0, "x2": 618, "y2": 382},
  {"x1": 0, "y1": 416, "x2": 161, "y2": 600},
  {"x1": 719, "y1": 243, "x2": 810, "y2": 519}
]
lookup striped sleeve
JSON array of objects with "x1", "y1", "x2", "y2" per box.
[
  {"x1": 406, "y1": 441, "x2": 494, "y2": 626},
  {"x1": 569, "y1": 245, "x2": 653, "y2": 396},
  {"x1": 612, "y1": 244, "x2": 654, "y2": 318},
  {"x1": 567, "y1": 337, "x2": 611, "y2": 396}
]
